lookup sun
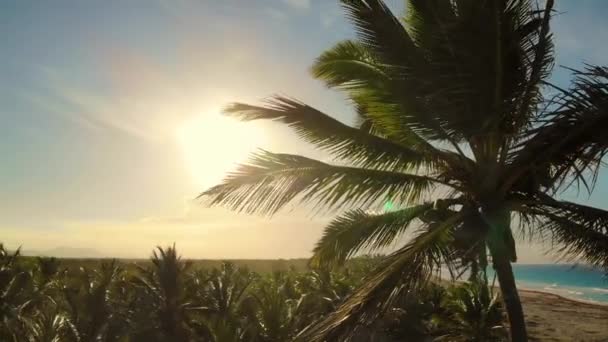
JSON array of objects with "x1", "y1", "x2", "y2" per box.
[{"x1": 177, "y1": 110, "x2": 267, "y2": 190}]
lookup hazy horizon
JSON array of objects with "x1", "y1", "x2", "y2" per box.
[
  {"x1": 10, "y1": 245, "x2": 589, "y2": 265},
  {"x1": 2, "y1": 0, "x2": 608, "y2": 262}
]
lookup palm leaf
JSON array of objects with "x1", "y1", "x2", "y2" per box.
[
  {"x1": 311, "y1": 201, "x2": 462, "y2": 267},
  {"x1": 512, "y1": 0, "x2": 555, "y2": 133},
  {"x1": 540, "y1": 197, "x2": 608, "y2": 234},
  {"x1": 340, "y1": 0, "x2": 453, "y2": 142},
  {"x1": 311, "y1": 40, "x2": 389, "y2": 90},
  {"x1": 532, "y1": 209, "x2": 608, "y2": 269},
  {"x1": 310, "y1": 40, "x2": 430, "y2": 145},
  {"x1": 341, "y1": 0, "x2": 420, "y2": 70},
  {"x1": 508, "y1": 66, "x2": 608, "y2": 192},
  {"x1": 224, "y1": 97, "x2": 434, "y2": 170},
  {"x1": 517, "y1": 198, "x2": 608, "y2": 268},
  {"x1": 200, "y1": 150, "x2": 451, "y2": 215},
  {"x1": 407, "y1": 0, "x2": 553, "y2": 140},
  {"x1": 298, "y1": 211, "x2": 463, "y2": 341}
]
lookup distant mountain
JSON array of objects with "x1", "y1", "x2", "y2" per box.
[{"x1": 21, "y1": 246, "x2": 104, "y2": 258}]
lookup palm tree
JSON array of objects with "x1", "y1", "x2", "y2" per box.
[
  {"x1": 293, "y1": 267, "x2": 352, "y2": 326},
  {"x1": 435, "y1": 279, "x2": 507, "y2": 341},
  {"x1": 132, "y1": 245, "x2": 199, "y2": 342},
  {"x1": 22, "y1": 305, "x2": 70, "y2": 342},
  {"x1": 377, "y1": 281, "x2": 444, "y2": 341},
  {"x1": 246, "y1": 272, "x2": 299, "y2": 342},
  {"x1": 200, "y1": 0, "x2": 608, "y2": 341},
  {"x1": 0, "y1": 245, "x2": 32, "y2": 339},
  {"x1": 60, "y1": 260, "x2": 124, "y2": 341},
  {"x1": 195, "y1": 262, "x2": 255, "y2": 341}
]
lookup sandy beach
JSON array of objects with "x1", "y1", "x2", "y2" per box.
[{"x1": 520, "y1": 290, "x2": 608, "y2": 341}]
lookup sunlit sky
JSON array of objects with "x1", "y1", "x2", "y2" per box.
[{"x1": 1, "y1": 0, "x2": 607, "y2": 261}]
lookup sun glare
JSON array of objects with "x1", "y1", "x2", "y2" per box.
[{"x1": 177, "y1": 111, "x2": 267, "y2": 190}]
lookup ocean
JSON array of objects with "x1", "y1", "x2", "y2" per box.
[{"x1": 492, "y1": 264, "x2": 608, "y2": 303}]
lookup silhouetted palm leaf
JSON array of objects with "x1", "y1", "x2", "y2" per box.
[
  {"x1": 201, "y1": 150, "x2": 447, "y2": 215},
  {"x1": 299, "y1": 212, "x2": 462, "y2": 341},
  {"x1": 311, "y1": 201, "x2": 448, "y2": 267},
  {"x1": 224, "y1": 97, "x2": 435, "y2": 170}
]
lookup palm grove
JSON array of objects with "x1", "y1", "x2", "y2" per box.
[
  {"x1": 1, "y1": 244, "x2": 509, "y2": 341},
  {"x1": 200, "y1": 0, "x2": 608, "y2": 341}
]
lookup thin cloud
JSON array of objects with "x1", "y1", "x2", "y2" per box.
[
  {"x1": 320, "y1": 8, "x2": 341, "y2": 29},
  {"x1": 33, "y1": 65, "x2": 179, "y2": 141},
  {"x1": 282, "y1": 0, "x2": 310, "y2": 11},
  {"x1": 264, "y1": 7, "x2": 288, "y2": 21}
]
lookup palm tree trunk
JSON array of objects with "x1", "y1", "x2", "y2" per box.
[
  {"x1": 478, "y1": 245, "x2": 490, "y2": 305},
  {"x1": 492, "y1": 253, "x2": 527, "y2": 342},
  {"x1": 484, "y1": 208, "x2": 528, "y2": 342}
]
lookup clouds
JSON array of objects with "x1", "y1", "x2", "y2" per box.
[
  {"x1": 22, "y1": 0, "x2": 353, "y2": 144},
  {"x1": 29, "y1": 52, "x2": 193, "y2": 141},
  {"x1": 262, "y1": 0, "x2": 311, "y2": 23},
  {"x1": 30, "y1": 34, "x2": 268, "y2": 142},
  {"x1": 282, "y1": 0, "x2": 311, "y2": 11},
  {"x1": 265, "y1": 7, "x2": 289, "y2": 21},
  {"x1": 320, "y1": 5, "x2": 342, "y2": 29}
]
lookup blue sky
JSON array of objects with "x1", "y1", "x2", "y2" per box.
[{"x1": 1, "y1": 0, "x2": 607, "y2": 260}]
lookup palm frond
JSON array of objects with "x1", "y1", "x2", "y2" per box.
[
  {"x1": 340, "y1": 0, "x2": 456, "y2": 143},
  {"x1": 517, "y1": 198, "x2": 608, "y2": 269},
  {"x1": 224, "y1": 97, "x2": 434, "y2": 170},
  {"x1": 341, "y1": 0, "x2": 419, "y2": 70},
  {"x1": 404, "y1": 0, "x2": 553, "y2": 140},
  {"x1": 540, "y1": 198, "x2": 608, "y2": 234},
  {"x1": 340, "y1": 0, "x2": 556, "y2": 148},
  {"x1": 310, "y1": 40, "x2": 431, "y2": 146},
  {"x1": 311, "y1": 203, "x2": 434, "y2": 267},
  {"x1": 311, "y1": 40, "x2": 389, "y2": 90},
  {"x1": 508, "y1": 66, "x2": 608, "y2": 193},
  {"x1": 538, "y1": 212, "x2": 608, "y2": 269},
  {"x1": 199, "y1": 150, "x2": 451, "y2": 215},
  {"x1": 512, "y1": 0, "x2": 554, "y2": 133},
  {"x1": 299, "y1": 212, "x2": 463, "y2": 341}
]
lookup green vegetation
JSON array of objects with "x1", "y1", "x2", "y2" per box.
[
  {"x1": 39, "y1": 257, "x2": 311, "y2": 275},
  {"x1": 200, "y1": 1, "x2": 608, "y2": 341},
  {"x1": 0, "y1": 244, "x2": 506, "y2": 341}
]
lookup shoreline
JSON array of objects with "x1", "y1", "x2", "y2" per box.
[
  {"x1": 441, "y1": 275, "x2": 608, "y2": 306},
  {"x1": 517, "y1": 287, "x2": 608, "y2": 308}
]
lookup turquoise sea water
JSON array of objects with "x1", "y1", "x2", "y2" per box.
[{"x1": 491, "y1": 264, "x2": 608, "y2": 303}]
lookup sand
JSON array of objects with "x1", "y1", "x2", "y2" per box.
[{"x1": 519, "y1": 290, "x2": 608, "y2": 341}]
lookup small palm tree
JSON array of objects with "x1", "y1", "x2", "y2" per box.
[
  {"x1": 200, "y1": 1, "x2": 608, "y2": 340},
  {"x1": 34, "y1": 258, "x2": 60, "y2": 285},
  {"x1": 0, "y1": 245, "x2": 38, "y2": 339},
  {"x1": 294, "y1": 267, "x2": 351, "y2": 323},
  {"x1": 435, "y1": 280, "x2": 507, "y2": 341},
  {"x1": 196, "y1": 262, "x2": 254, "y2": 342},
  {"x1": 132, "y1": 245, "x2": 198, "y2": 342},
  {"x1": 60, "y1": 260, "x2": 123, "y2": 342},
  {"x1": 29, "y1": 258, "x2": 63, "y2": 312},
  {"x1": 380, "y1": 281, "x2": 446, "y2": 340},
  {"x1": 131, "y1": 245, "x2": 213, "y2": 342},
  {"x1": 22, "y1": 305, "x2": 70, "y2": 342},
  {"x1": 247, "y1": 272, "x2": 299, "y2": 342}
]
